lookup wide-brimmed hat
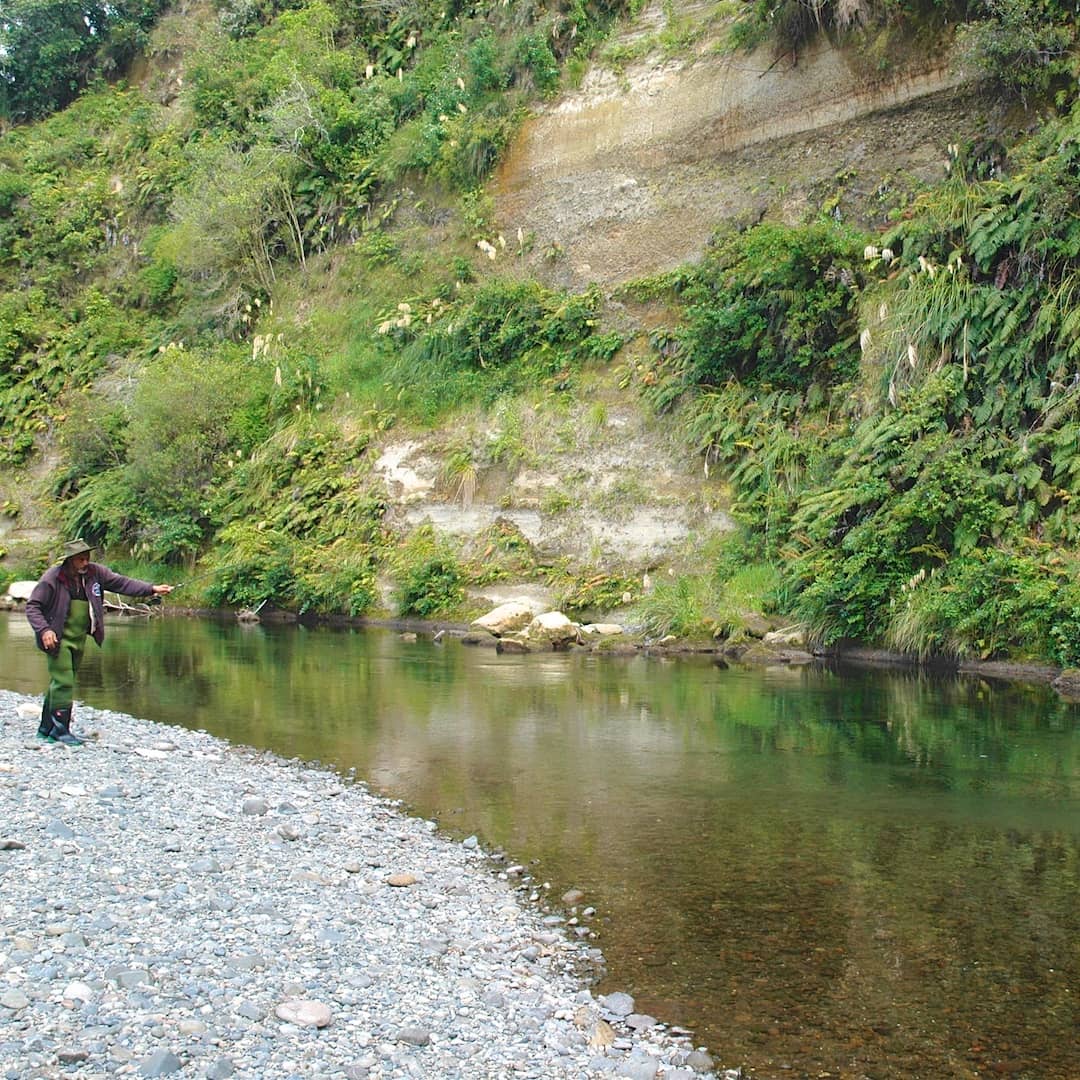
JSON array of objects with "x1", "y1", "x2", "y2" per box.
[{"x1": 57, "y1": 538, "x2": 95, "y2": 563}]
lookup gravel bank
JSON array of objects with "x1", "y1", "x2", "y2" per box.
[{"x1": 0, "y1": 690, "x2": 723, "y2": 1080}]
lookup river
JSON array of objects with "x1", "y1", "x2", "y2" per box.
[{"x1": 2, "y1": 610, "x2": 1077, "y2": 1079}]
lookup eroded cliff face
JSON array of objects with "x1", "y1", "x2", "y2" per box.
[
  {"x1": 343, "y1": 14, "x2": 1003, "y2": 595},
  {"x1": 493, "y1": 7, "x2": 991, "y2": 289}
]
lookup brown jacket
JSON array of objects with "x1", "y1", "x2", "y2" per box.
[{"x1": 25, "y1": 562, "x2": 155, "y2": 651}]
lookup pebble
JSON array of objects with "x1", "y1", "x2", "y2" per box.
[
  {"x1": 0, "y1": 689, "x2": 719, "y2": 1079},
  {"x1": 274, "y1": 1000, "x2": 332, "y2": 1027},
  {"x1": 139, "y1": 1048, "x2": 183, "y2": 1076}
]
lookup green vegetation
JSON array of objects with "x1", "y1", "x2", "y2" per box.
[
  {"x1": 630, "y1": 94, "x2": 1080, "y2": 664},
  {"x1": 629, "y1": 533, "x2": 782, "y2": 640},
  {"x1": 4, "y1": 0, "x2": 1080, "y2": 667},
  {"x1": 730, "y1": 0, "x2": 1076, "y2": 98},
  {"x1": 0, "y1": 0, "x2": 169, "y2": 121},
  {"x1": 0, "y1": 0, "x2": 630, "y2": 615}
]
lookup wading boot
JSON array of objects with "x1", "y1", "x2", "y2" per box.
[
  {"x1": 49, "y1": 708, "x2": 84, "y2": 747},
  {"x1": 36, "y1": 700, "x2": 55, "y2": 741}
]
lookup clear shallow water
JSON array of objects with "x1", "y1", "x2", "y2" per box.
[{"x1": 2, "y1": 611, "x2": 1077, "y2": 1079}]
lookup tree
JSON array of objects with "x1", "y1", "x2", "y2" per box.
[{"x1": 0, "y1": 0, "x2": 164, "y2": 121}]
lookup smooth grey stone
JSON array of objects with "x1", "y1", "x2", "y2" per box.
[
  {"x1": 139, "y1": 1049, "x2": 182, "y2": 1076},
  {"x1": 225, "y1": 954, "x2": 263, "y2": 971},
  {"x1": 234, "y1": 1001, "x2": 265, "y2": 1020},
  {"x1": 626, "y1": 1013, "x2": 658, "y2": 1031},
  {"x1": 191, "y1": 857, "x2": 222, "y2": 874},
  {"x1": 602, "y1": 991, "x2": 635, "y2": 1017},
  {"x1": 106, "y1": 967, "x2": 150, "y2": 989},
  {"x1": 241, "y1": 798, "x2": 268, "y2": 816},
  {"x1": 618, "y1": 1058, "x2": 660, "y2": 1080},
  {"x1": 395, "y1": 1027, "x2": 432, "y2": 1046},
  {"x1": 0, "y1": 990, "x2": 30, "y2": 1010},
  {"x1": 45, "y1": 820, "x2": 75, "y2": 839},
  {"x1": 685, "y1": 1050, "x2": 715, "y2": 1071},
  {"x1": 205, "y1": 1058, "x2": 235, "y2": 1079}
]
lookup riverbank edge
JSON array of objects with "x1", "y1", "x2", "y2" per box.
[
  {"x1": 163, "y1": 604, "x2": 1075, "y2": 698},
  {"x1": 2, "y1": 590, "x2": 1072, "y2": 696},
  {"x1": 0, "y1": 688, "x2": 724, "y2": 1079}
]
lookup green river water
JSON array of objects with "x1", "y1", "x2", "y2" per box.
[{"x1": 1, "y1": 610, "x2": 1077, "y2": 1080}]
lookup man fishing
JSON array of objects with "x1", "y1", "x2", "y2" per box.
[{"x1": 25, "y1": 539, "x2": 174, "y2": 745}]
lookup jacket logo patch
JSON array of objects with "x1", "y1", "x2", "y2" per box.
[{"x1": 92, "y1": 582, "x2": 102, "y2": 597}]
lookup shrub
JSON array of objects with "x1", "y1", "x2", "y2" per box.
[
  {"x1": 57, "y1": 342, "x2": 269, "y2": 562},
  {"x1": 888, "y1": 549, "x2": 1080, "y2": 665},
  {"x1": 397, "y1": 556, "x2": 463, "y2": 617},
  {"x1": 955, "y1": 0, "x2": 1074, "y2": 103},
  {"x1": 676, "y1": 220, "x2": 870, "y2": 392},
  {"x1": 203, "y1": 522, "x2": 297, "y2": 609},
  {"x1": 291, "y1": 540, "x2": 378, "y2": 616},
  {"x1": 634, "y1": 575, "x2": 716, "y2": 640}
]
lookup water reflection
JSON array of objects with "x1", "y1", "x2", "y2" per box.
[{"x1": 1, "y1": 612, "x2": 1077, "y2": 1079}]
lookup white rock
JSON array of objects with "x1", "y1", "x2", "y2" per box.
[
  {"x1": 471, "y1": 601, "x2": 539, "y2": 636},
  {"x1": 6, "y1": 581, "x2": 35, "y2": 602},
  {"x1": 62, "y1": 981, "x2": 94, "y2": 1003},
  {"x1": 274, "y1": 1000, "x2": 333, "y2": 1027},
  {"x1": 526, "y1": 610, "x2": 580, "y2": 646}
]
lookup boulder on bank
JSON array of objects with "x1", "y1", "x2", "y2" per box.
[
  {"x1": 496, "y1": 638, "x2": 531, "y2": 654},
  {"x1": 525, "y1": 611, "x2": 581, "y2": 648},
  {"x1": 4, "y1": 580, "x2": 35, "y2": 606},
  {"x1": 740, "y1": 612, "x2": 774, "y2": 639},
  {"x1": 471, "y1": 600, "x2": 540, "y2": 637},
  {"x1": 763, "y1": 625, "x2": 807, "y2": 648},
  {"x1": 1052, "y1": 668, "x2": 1080, "y2": 701}
]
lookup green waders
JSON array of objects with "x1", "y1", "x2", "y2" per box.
[{"x1": 38, "y1": 598, "x2": 90, "y2": 745}]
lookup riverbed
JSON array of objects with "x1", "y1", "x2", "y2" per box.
[{"x1": 1, "y1": 611, "x2": 1077, "y2": 1079}]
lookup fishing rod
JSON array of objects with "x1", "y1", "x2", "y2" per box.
[
  {"x1": 143, "y1": 568, "x2": 220, "y2": 605},
  {"x1": 162, "y1": 566, "x2": 225, "y2": 594}
]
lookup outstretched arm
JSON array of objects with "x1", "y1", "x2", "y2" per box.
[{"x1": 96, "y1": 568, "x2": 174, "y2": 598}]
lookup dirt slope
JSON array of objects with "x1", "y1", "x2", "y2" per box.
[{"x1": 493, "y1": 5, "x2": 992, "y2": 289}]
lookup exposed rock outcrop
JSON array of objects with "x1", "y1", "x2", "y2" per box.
[{"x1": 494, "y1": 6, "x2": 990, "y2": 289}]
